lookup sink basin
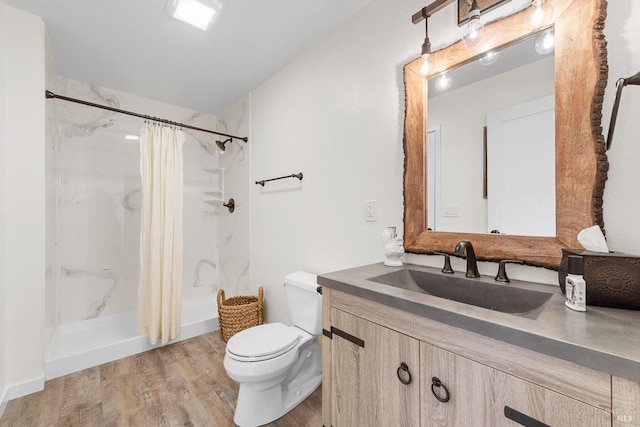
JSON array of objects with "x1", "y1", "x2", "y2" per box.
[{"x1": 369, "y1": 268, "x2": 553, "y2": 319}]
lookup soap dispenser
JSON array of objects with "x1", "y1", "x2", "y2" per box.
[
  {"x1": 565, "y1": 255, "x2": 586, "y2": 312},
  {"x1": 382, "y1": 226, "x2": 404, "y2": 267}
]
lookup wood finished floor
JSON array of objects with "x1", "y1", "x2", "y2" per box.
[{"x1": 0, "y1": 331, "x2": 321, "y2": 427}]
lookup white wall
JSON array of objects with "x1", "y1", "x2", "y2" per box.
[
  {"x1": 4, "y1": 5, "x2": 46, "y2": 398},
  {"x1": 245, "y1": 0, "x2": 639, "y2": 324},
  {"x1": 250, "y1": 0, "x2": 424, "y2": 324},
  {"x1": 0, "y1": 0, "x2": 9, "y2": 410},
  {"x1": 602, "y1": 1, "x2": 640, "y2": 254},
  {"x1": 43, "y1": 26, "x2": 58, "y2": 360}
]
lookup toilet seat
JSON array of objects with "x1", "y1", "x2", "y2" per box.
[{"x1": 226, "y1": 323, "x2": 301, "y2": 362}]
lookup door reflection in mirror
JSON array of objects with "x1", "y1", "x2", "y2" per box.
[
  {"x1": 426, "y1": 32, "x2": 554, "y2": 236},
  {"x1": 487, "y1": 95, "x2": 555, "y2": 236}
]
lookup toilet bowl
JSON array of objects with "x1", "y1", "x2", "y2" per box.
[{"x1": 223, "y1": 271, "x2": 322, "y2": 427}]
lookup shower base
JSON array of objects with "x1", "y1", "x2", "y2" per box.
[{"x1": 46, "y1": 294, "x2": 219, "y2": 380}]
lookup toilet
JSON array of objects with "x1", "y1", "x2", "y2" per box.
[{"x1": 223, "y1": 271, "x2": 322, "y2": 427}]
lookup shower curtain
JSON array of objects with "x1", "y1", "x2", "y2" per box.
[{"x1": 138, "y1": 124, "x2": 185, "y2": 345}]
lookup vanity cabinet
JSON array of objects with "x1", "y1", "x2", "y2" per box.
[
  {"x1": 421, "y1": 342, "x2": 610, "y2": 426},
  {"x1": 322, "y1": 288, "x2": 636, "y2": 427},
  {"x1": 329, "y1": 308, "x2": 420, "y2": 426}
]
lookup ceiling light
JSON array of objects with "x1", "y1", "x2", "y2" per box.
[
  {"x1": 463, "y1": 0, "x2": 484, "y2": 47},
  {"x1": 125, "y1": 135, "x2": 140, "y2": 141},
  {"x1": 167, "y1": 0, "x2": 223, "y2": 31}
]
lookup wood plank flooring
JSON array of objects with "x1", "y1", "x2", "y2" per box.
[{"x1": 0, "y1": 331, "x2": 322, "y2": 426}]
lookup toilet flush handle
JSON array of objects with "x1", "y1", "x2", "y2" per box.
[{"x1": 316, "y1": 286, "x2": 322, "y2": 295}]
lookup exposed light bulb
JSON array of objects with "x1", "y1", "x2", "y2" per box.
[
  {"x1": 421, "y1": 26, "x2": 432, "y2": 76},
  {"x1": 530, "y1": 0, "x2": 553, "y2": 26},
  {"x1": 463, "y1": 2, "x2": 484, "y2": 47},
  {"x1": 531, "y1": 4, "x2": 544, "y2": 25},
  {"x1": 421, "y1": 53, "x2": 430, "y2": 75},
  {"x1": 479, "y1": 50, "x2": 499, "y2": 66},
  {"x1": 535, "y1": 30, "x2": 555, "y2": 55},
  {"x1": 434, "y1": 73, "x2": 452, "y2": 92}
]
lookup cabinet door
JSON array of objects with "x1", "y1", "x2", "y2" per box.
[
  {"x1": 331, "y1": 308, "x2": 420, "y2": 427},
  {"x1": 613, "y1": 376, "x2": 640, "y2": 427},
  {"x1": 421, "y1": 342, "x2": 611, "y2": 427}
]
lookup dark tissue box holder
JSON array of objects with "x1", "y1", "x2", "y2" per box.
[{"x1": 558, "y1": 249, "x2": 640, "y2": 310}]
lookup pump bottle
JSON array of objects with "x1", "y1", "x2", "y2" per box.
[{"x1": 565, "y1": 255, "x2": 586, "y2": 312}]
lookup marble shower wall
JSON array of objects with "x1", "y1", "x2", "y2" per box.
[
  {"x1": 218, "y1": 96, "x2": 251, "y2": 297},
  {"x1": 50, "y1": 77, "x2": 221, "y2": 325}
]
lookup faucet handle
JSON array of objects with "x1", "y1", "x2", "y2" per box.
[
  {"x1": 427, "y1": 252, "x2": 454, "y2": 274},
  {"x1": 495, "y1": 260, "x2": 524, "y2": 283}
]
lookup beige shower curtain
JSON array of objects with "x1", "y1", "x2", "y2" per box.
[{"x1": 138, "y1": 124, "x2": 185, "y2": 345}]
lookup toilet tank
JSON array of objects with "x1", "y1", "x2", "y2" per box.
[{"x1": 284, "y1": 271, "x2": 322, "y2": 335}]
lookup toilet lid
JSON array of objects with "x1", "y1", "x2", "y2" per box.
[{"x1": 226, "y1": 323, "x2": 301, "y2": 359}]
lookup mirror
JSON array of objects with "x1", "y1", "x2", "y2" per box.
[
  {"x1": 426, "y1": 32, "x2": 555, "y2": 236},
  {"x1": 403, "y1": 0, "x2": 608, "y2": 269}
]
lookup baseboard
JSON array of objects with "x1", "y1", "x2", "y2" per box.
[
  {"x1": 6, "y1": 376, "x2": 45, "y2": 401},
  {"x1": 0, "y1": 385, "x2": 7, "y2": 419},
  {"x1": 0, "y1": 376, "x2": 46, "y2": 418}
]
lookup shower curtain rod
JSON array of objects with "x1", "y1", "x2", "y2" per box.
[{"x1": 45, "y1": 90, "x2": 248, "y2": 142}]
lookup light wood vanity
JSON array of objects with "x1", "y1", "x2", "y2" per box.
[{"x1": 319, "y1": 264, "x2": 640, "y2": 427}]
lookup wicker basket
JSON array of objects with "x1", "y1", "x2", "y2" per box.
[{"x1": 217, "y1": 287, "x2": 264, "y2": 342}]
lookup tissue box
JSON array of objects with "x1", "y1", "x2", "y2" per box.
[{"x1": 558, "y1": 249, "x2": 640, "y2": 310}]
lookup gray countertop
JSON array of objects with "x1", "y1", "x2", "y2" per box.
[{"x1": 318, "y1": 263, "x2": 640, "y2": 383}]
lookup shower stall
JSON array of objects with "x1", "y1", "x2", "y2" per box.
[{"x1": 44, "y1": 76, "x2": 228, "y2": 379}]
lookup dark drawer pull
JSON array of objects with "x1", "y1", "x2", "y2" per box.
[
  {"x1": 397, "y1": 362, "x2": 412, "y2": 385},
  {"x1": 431, "y1": 376, "x2": 450, "y2": 402},
  {"x1": 330, "y1": 326, "x2": 364, "y2": 348},
  {"x1": 504, "y1": 406, "x2": 550, "y2": 427}
]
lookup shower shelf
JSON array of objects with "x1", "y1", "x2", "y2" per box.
[{"x1": 202, "y1": 168, "x2": 224, "y2": 203}]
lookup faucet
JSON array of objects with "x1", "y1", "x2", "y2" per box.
[
  {"x1": 495, "y1": 260, "x2": 524, "y2": 283},
  {"x1": 453, "y1": 240, "x2": 480, "y2": 278},
  {"x1": 426, "y1": 251, "x2": 454, "y2": 274}
]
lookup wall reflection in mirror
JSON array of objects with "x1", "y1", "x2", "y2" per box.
[{"x1": 426, "y1": 30, "x2": 555, "y2": 237}]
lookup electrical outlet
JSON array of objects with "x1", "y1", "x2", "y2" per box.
[
  {"x1": 365, "y1": 200, "x2": 377, "y2": 222},
  {"x1": 442, "y1": 204, "x2": 461, "y2": 217}
]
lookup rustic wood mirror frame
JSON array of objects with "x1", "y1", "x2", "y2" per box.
[{"x1": 403, "y1": 0, "x2": 608, "y2": 269}]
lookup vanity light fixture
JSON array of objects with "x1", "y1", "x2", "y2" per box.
[
  {"x1": 412, "y1": 1, "x2": 455, "y2": 74},
  {"x1": 462, "y1": 0, "x2": 484, "y2": 47},
  {"x1": 167, "y1": 0, "x2": 223, "y2": 31},
  {"x1": 479, "y1": 50, "x2": 499, "y2": 65},
  {"x1": 412, "y1": 0, "x2": 510, "y2": 66},
  {"x1": 534, "y1": 29, "x2": 555, "y2": 55},
  {"x1": 434, "y1": 72, "x2": 453, "y2": 92},
  {"x1": 606, "y1": 70, "x2": 640, "y2": 150},
  {"x1": 420, "y1": 9, "x2": 432, "y2": 75}
]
